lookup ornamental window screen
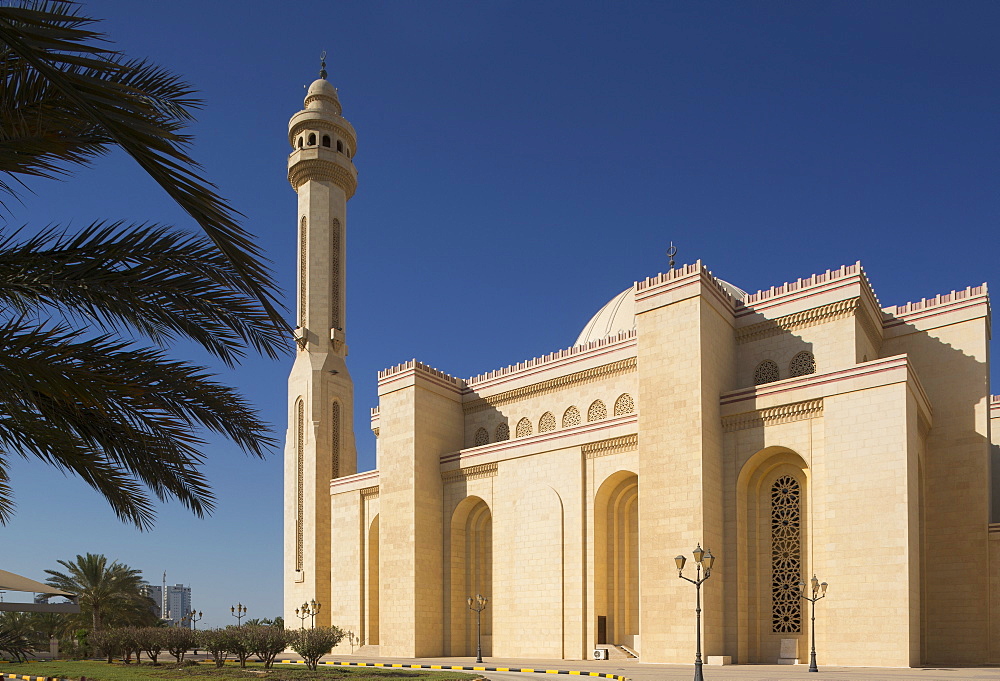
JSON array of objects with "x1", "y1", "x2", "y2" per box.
[
  {"x1": 298, "y1": 217, "x2": 307, "y2": 328},
  {"x1": 331, "y1": 401, "x2": 341, "y2": 479},
  {"x1": 588, "y1": 400, "x2": 607, "y2": 422},
  {"x1": 562, "y1": 406, "x2": 581, "y2": 428},
  {"x1": 788, "y1": 351, "x2": 816, "y2": 377},
  {"x1": 515, "y1": 417, "x2": 532, "y2": 438},
  {"x1": 539, "y1": 412, "x2": 556, "y2": 433},
  {"x1": 614, "y1": 393, "x2": 634, "y2": 416},
  {"x1": 754, "y1": 360, "x2": 780, "y2": 385},
  {"x1": 770, "y1": 475, "x2": 802, "y2": 633},
  {"x1": 331, "y1": 219, "x2": 341, "y2": 330},
  {"x1": 474, "y1": 428, "x2": 489, "y2": 446},
  {"x1": 295, "y1": 398, "x2": 305, "y2": 572},
  {"x1": 495, "y1": 423, "x2": 510, "y2": 442}
]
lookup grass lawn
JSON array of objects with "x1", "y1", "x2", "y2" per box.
[{"x1": 0, "y1": 660, "x2": 482, "y2": 680}]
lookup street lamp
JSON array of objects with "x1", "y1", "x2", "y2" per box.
[
  {"x1": 676, "y1": 544, "x2": 716, "y2": 681},
  {"x1": 466, "y1": 593, "x2": 488, "y2": 664},
  {"x1": 308, "y1": 600, "x2": 322, "y2": 628},
  {"x1": 798, "y1": 575, "x2": 828, "y2": 672},
  {"x1": 295, "y1": 603, "x2": 309, "y2": 629},
  {"x1": 188, "y1": 610, "x2": 203, "y2": 630},
  {"x1": 230, "y1": 603, "x2": 247, "y2": 627}
]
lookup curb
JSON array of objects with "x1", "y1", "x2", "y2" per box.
[
  {"x1": 280, "y1": 659, "x2": 630, "y2": 680},
  {"x1": 2, "y1": 674, "x2": 71, "y2": 681}
]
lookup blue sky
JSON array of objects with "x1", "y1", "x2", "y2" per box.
[{"x1": 2, "y1": 1, "x2": 997, "y2": 626}]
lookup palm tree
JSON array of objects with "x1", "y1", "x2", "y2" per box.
[
  {"x1": 44, "y1": 553, "x2": 154, "y2": 632},
  {"x1": 0, "y1": 2, "x2": 288, "y2": 527}
]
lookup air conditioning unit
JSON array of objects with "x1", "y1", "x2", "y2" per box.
[{"x1": 593, "y1": 648, "x2": 609, "y2": 660}]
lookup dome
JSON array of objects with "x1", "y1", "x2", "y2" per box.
[
  {"x1": 304, "y1": 78, "x2": 341, "y2": 114},
  {"x1": 574, "y1": 278, "x2": 748, "y2": 346},
  {"x1": 575, "y1": 287, "x2": 635, "y2": 346}
]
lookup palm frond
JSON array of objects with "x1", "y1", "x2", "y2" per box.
[
  {"x1": 0, "y1": 222, "x2": 290, "y2": 363},
  {"x1": 0, "y1": 1, "x2": 288, "y2": 333}
]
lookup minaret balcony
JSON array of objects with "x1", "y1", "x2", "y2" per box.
[{"x1": 287, "y1": 148, "x2": 358, "y2": 196}]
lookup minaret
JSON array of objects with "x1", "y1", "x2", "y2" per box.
[{"x1": 284, "y1": 58, "x2": 358, "y2": 627}]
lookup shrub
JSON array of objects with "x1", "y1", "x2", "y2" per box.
[
  {"x1": 162, "y1": 626, "x2": 196, "y2": 663},
  {"x1": 0, "y1": 625, "x2": 33, "y2": 662},
  {"x1": 88, "y1": 628, "x2": 124, "y2": 663},
  {"x1": 118, "y1": 626, "x2": 143, "y2": 663},
  {"x1": 290, "y1": 626, "x2": 344, "y2": 671},
  {"x1": 225, "y1": 625, "x2": 255, "y2": 668},
  {"x1": 245, "y1": 624, "x2": 293, "y2": 668},
  {"x1": 197, "y1": 628, "x2": 231, "y2": 668},
  {"x1": 136, "y1": 626, "x2": 165, "y2": 664}
]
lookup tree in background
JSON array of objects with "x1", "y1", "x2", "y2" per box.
[
  {"x1": 290, "y1": 626, "x2": 345, "y2": 671},
  {"x1": 44, "y1": 553, "x2": 155, "y2": 632},
  {"x1": 0, "y1": 0, "x2": 286, "y2": 529}
]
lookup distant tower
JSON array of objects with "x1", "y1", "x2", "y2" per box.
[{"x1": 283, "y1": 58, "x2": 359, "y2": 627}]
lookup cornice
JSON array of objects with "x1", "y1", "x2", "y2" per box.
[
  {"x1": 360, "y1": 485, "x2": 379, "y2": 499},
  {"x1": 441, "y1": 462, "x2": 498, "y2": 483},
  {"x1": 583, "y1": 434, "x2": 638, "y2": 459},
  {"x1": 736, "y1": 299, "x2": 860, "y2": 344},
  {"x1": 722, "y1": 399, "x2": 823, "y2": 432},
  {"x1": 288, "y1": 159, "x2": 357, "y2": 198},
  {"x1": 463, "y1": 357, "x2": 636, "y2": 415}
]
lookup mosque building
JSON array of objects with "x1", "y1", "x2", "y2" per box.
[{"x1": 282, "y1": 69, "x2": 1000, "y2": 667}]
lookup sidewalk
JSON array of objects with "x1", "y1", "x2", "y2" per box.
[{"x1": 274, "y1": 653, "x2": 998, "y2": 681}]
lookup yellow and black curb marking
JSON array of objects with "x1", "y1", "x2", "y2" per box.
[
  {"x1": 2, "y1": 674, "x2": 70, "y2": 681},
  {"x1": 280, "y1": 659, "x2": 629, "y2": 681}
]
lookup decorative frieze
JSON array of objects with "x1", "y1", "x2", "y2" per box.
[
  {"x1": 583, "y1": 434, "x2": 638, "y2": 459},
  {"x1": 464, "y1": 357, "x2": 636, "y2": 415},
  {"x1": 360, "y1": 485, "x2": 379, "y2": 500},
  {"x1": 736, "y1": 299, "x2": 860, "y2": 344},
  {"x1": 722, "y1": 399, "x2": 823, "y2": 432},
  {"x1": 442, "y1": 462, "x2": 499, "y2": 483},
  {"x1": 288, "y1": 158, "x2": 358, "y2": 198}
]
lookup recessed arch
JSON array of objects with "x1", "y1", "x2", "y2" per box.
[
  {"x1": 788, "y1": 351, "x2": 816, "y2": 377},
  {"x1": 538, "y1": 412, "x2": 555, "y2": 433},
  {"x1": 366, "y1": 514, "x2": 379, "y2": 644},
  {"x1": 754, "y1": 359, "x2": 779, "y2": 385},
  {"x1": 307, "y1": 132, "x2": 316, "y2": 146},
  {"x1": 515, "y1": 417, "x2": 532, "y2": 438},
  {"x1": 613, "y1": 393, "x2": 634, "y2": 416},
  {"x1": 495, "y1": 422, "x2": 509, "y2": 442},
  {"x1": 449, "y1": 496, "x2": 492, "y2": 656},
  {"x1": 594, "y1": 470, "x2": 639, "y2": 649},
  {"x1": 588, "y1": 400, "x2": 607, "y2": 422},
  {"x1": 474, "y1": 427, "x2": 489, "y2": 447},
  {"x1": 322, "y1": 134, "x2": 331, "y2": 147},
  {"x1": 736, "y1": 447, "x2": 809, "y2": 663},
  {"x1": 562, "y1": 406, "x2": 580, "y2": 428}
]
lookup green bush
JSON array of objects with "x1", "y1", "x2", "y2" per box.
[
  {"x1": 136, "y1": 626, "x2": 165, "y2": 664},
  {"x1": 162, "y1": 626, "x2": 196, "y2": 663},
  {"x1": 196, "y1": 628, "x2": 231, "y2": 668},
  {"x1": 244, "y1": 624, "x2": 293, "y2": 668},
  {"x1": 290, "y1": 625, "x2": 344, "y2": 671}
]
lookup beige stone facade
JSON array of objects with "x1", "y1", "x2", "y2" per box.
[{"x1": 284, "y1": 75, "x2": 999, "y2": 666}]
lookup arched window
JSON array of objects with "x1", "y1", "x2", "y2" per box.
[
  {"x1": 474, "y1": 427, "x2": 489, "y2": 447},
  {"x1": 336, "y1": 139, "x2": 344, "y2": 153},
  {"x1": 754, "y1": 360, "x2": 780, "y2": 385},
  {"x1": 308, "y1": 133, "x2": 316, "y2": 146},
  {"x1": 515, "y1": 417, "x2": 532, "y2": 438},
  {"x1": 331, "y1": 401, "x2": 341, "y2": 478},
  {"x1": 588, "y1": 400, "x2": 607, "y2": 422},
  {"x1": 614, "y1": 393, "x2": 634, "y2": 416},
  {"x1": 788, "y1": 351, "x2": 816, "y2": 377},
  {"x1": 770, "y1": 475, "x2": 802, "y2": 633},
  {"x1": 538, "y1": 412, "x2": 555, "y2": 433},
  {"x1": 562, "y1": 406, "x2": 581, "y2": 428},
  {"x1": 322, "y1": 135, "x2": 331, "y2": 148},
  {"x1": 297, "y1": 136, "x2": 303, "y2": 148},
  {"x1": 495, "y1": 422, "x2": 510, "y2": 442}
]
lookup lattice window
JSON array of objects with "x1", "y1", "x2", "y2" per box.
[
  {"x1": 614, "y1": 393, "x2": 634, "y2": 416},
  {"x1": 331, "y1": 401, "x2": 341, "y2": 479},
  {"x1": 771, "y1": 475, "x2": 802, "y2": 633},
  {"x1": 331, "y1": 218, "x2": 341, "y2": 330},
  {"x1": 539, "y1": 412, "x2": 556, "y2": 433},
  {"x1": 588, "y1": 400, "x2": 607, "y2": 422},
  {"x1": 495, "y1": 423, "x2": 509, "y2": 442},
  {"x1": 788, "y1": 351, "x2": 816, "y2": 377},
  {"x1": 298, "y1": 217, "x2": 307, "y2": 328},
  {"x1": 515, "y1": 417, "x2": 532, "y2": 438},
  {"x1": 562, "y1": 406, "x2": 581, "y2": 428},
  {"x1": 754, "y1": 360, "x2": 780, "y2": 385},
  {"x1": 474, "y1": 427, "x2": 489, "y2": 446},
  {"x1": 295, "y1": 398, "x2": 305, "y2": 571}
]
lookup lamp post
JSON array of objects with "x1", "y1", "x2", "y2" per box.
[
  {"x1": 230, "y1": 603, "x2": 247, "y2": 627},
  {"x1": 676, "y1": 544, "x2": 716, "y2": 681},
  {"x1": 466, "y1": 593, "x2": 488, "y2": 664},
  {"x1": 188, "y1": 610, "x2": 203, "y2": 630},
  {"x1": 295, "y1": 603, "x2": 309, "y2": 629},
  {"x1": 308, "y1": 600, "x2": 322, "y2": 628},
  {"x1": 798, "y1": 575, "x2": 828, "y2": 672}
]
